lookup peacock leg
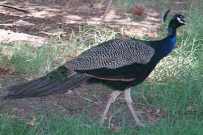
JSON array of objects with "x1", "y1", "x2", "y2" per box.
[
  {"x1": 124, "y1": 88, "x2": 144, "y2": 127},
  {"x1": 100, "y1": 91, "x2": 121, "y2": 125}
]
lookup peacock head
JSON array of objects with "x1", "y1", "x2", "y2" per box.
[
  {"x1": 170, "y1": 14, "x2": 186, "y2": 28},
  {"x1": 163, "y1": 10, "x2": 186, "y2": 29}
]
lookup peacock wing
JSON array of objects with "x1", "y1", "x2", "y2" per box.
[{"x1": 65, "y1": 38, "x2": 155, "y2": 71}]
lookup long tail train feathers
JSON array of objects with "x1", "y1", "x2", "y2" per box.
[{"x1": 4, "y1": 66, "x2": 89, "y2": 99}]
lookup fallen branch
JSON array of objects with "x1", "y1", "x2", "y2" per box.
[
  {"x1": 0, "y1": 29, "x2": 47, "y2": 47},
  {"x1": 0, "y1": 4, "x2": 29, "y2": 13},
  {"x1": 102, "y1": 0, "x2": 113, "y2": 20}
]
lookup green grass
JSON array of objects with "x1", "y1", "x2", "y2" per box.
[
  {"x1": 0, "y1": 26, "x2": 117, "y2": 76},
  {"x1": 0, "y1": 115, "x2": 137, "y2": 135},
  {"x1": 138, "y1": 119, "x2": 203, "y2": 135},
  {"x1": 0, "y1": 2, "x2": 203, "y2": 135}
]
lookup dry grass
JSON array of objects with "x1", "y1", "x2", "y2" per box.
[{"x1": 0, "y1": 3, "x2": 203, "y2": 135}]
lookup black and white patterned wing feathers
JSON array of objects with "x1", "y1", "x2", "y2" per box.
[{"x1": 66, "y1": 39, "x2": 155, "y2": 71}]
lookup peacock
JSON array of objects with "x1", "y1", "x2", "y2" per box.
[{"x1": 4, "y1": 10, "x2": 185, "y2": 127}]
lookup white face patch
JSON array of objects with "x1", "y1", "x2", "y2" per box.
[{"x1": 177, "y1": 17, "x2": 185, "y2": 24}]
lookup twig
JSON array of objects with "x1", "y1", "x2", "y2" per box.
[
  {"x1": 75, "y1": 91, "x2": 99, "y2": 105},
  {"x1": 102, "y1": 0, "x2": 113, "y2": 21},
  {"x1": 0, "y1": 4, "x2": 30, "y2": 13}
]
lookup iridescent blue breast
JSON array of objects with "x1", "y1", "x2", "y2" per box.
[{"x1": 161, "y1": 35, "x2": 176, "y2": 56}]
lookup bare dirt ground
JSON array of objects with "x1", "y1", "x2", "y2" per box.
[
  {"x1": 0, "y1": 0, "x2": 161, "y2": 44},
  {"x1": 0, "y1": 75, "x2": 165, "y2": 128},
  {"x1": 0, "y1": 0, "x2": 189, "y2": 128}
]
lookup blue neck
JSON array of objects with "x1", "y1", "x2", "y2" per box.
[
  {"x1": 159, "y1": 26, "x2": 177, "y2": 57},
  {"x1": 168, "y1": 26, "x2": 176, "y2": 37}
]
